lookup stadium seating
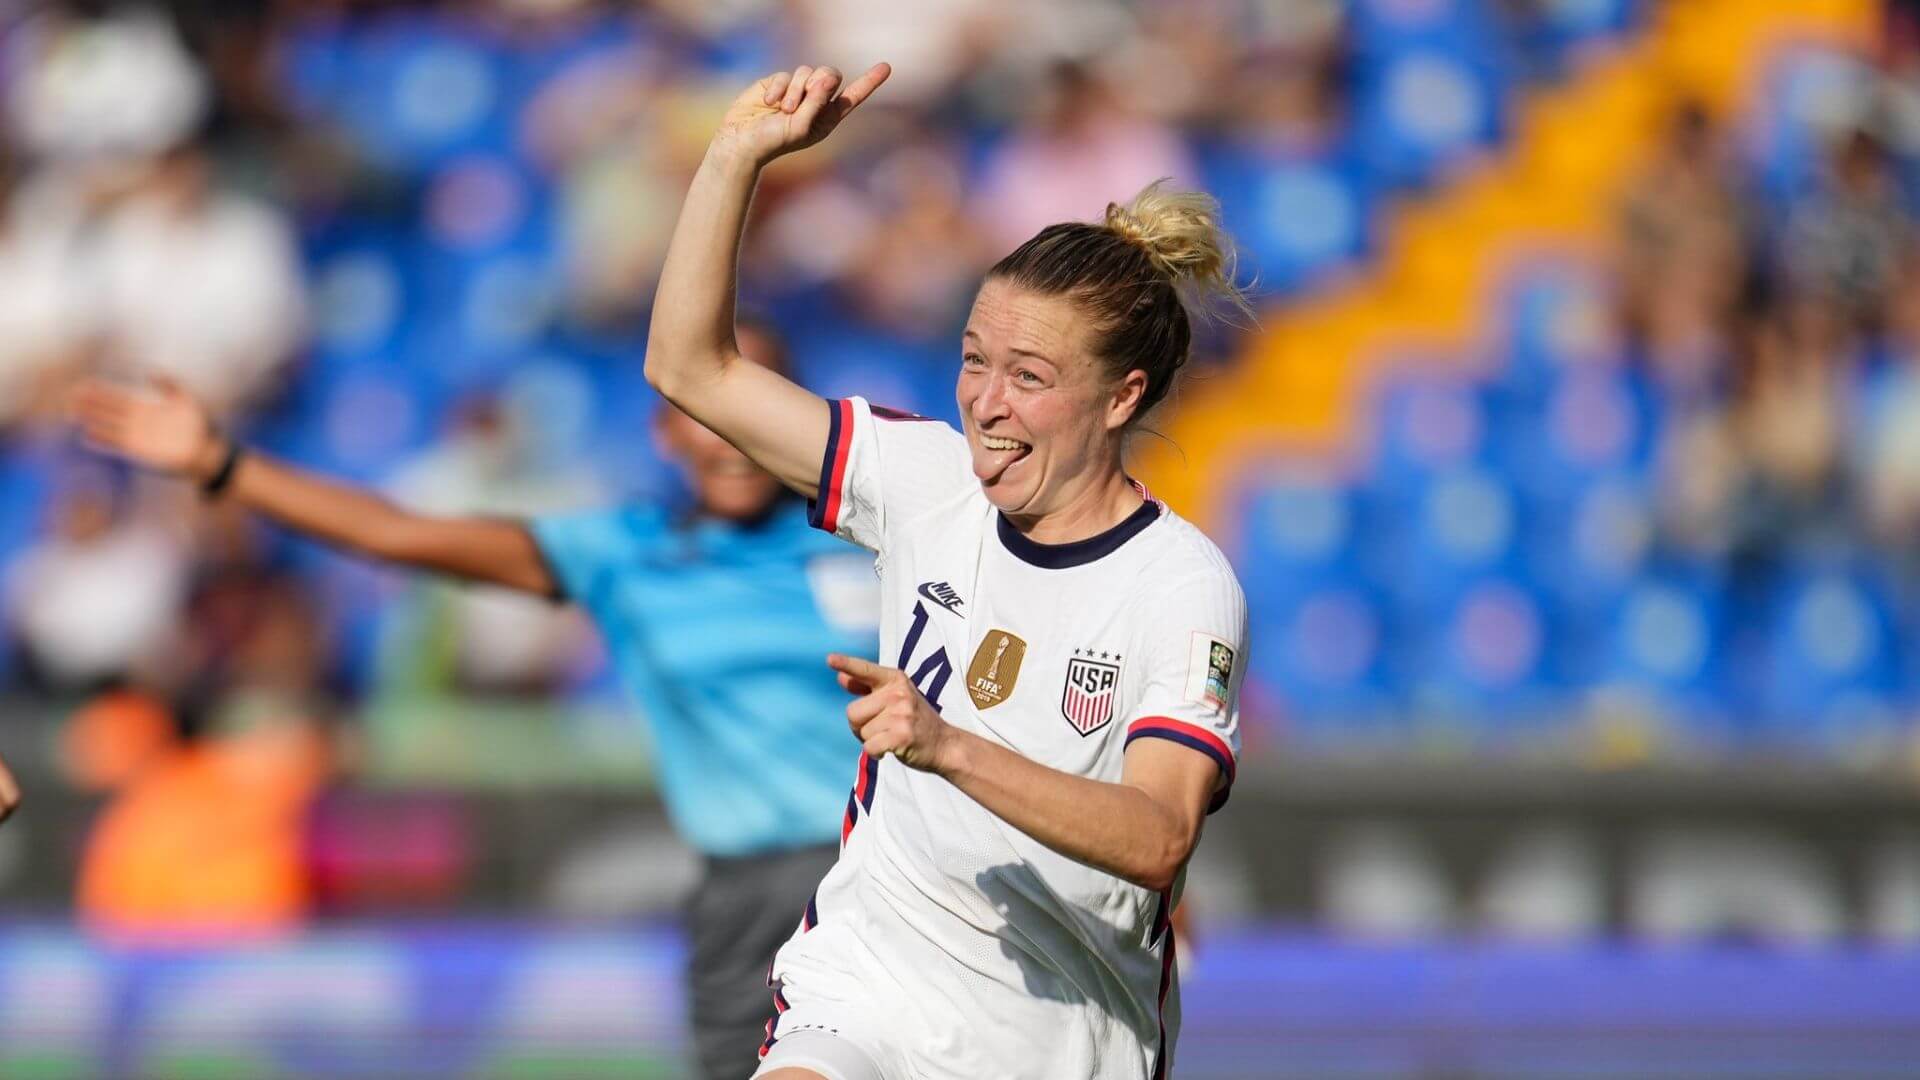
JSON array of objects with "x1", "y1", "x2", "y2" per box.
[{"x1": 7, "y1": 0, "x2": 1908, "y2": 759}]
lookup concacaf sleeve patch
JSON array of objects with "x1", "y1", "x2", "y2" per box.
[{"x1": 1184, "y1": 633, "x2": 1236, "y2": 713}]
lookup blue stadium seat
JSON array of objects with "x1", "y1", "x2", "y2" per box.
[
  {"x1": 0, "y1": 447, "x2": 52, "y2": 565},
  {"x1": 585, "y1": 365, "x2": 672, "y2": 498},
  {"x1": 1379, "y1": 465, "x2": 1526, "y2": 617},
  {"x1": 1504, "y1": 0, "x2": 1641, "y2": 79},
  {"x1": 1367, "y1": 371, "x2": 1491, "y2": 490},
  {"x1": 305, "y1": 236, "x2": 414, "y2": 365},
  {"x1": 291, "y1": 15, "x2": 515, "y2": 174},
  {"x1": 1232, "y1": 471, "x2": 1366, "y2": 602},
  {"x1": 1495, "y1": 262, "x2": 1621, "y2": 395},
  {"x1": 1517, "y1": 473, "x2": 1653, "y2": 622},
  {"x1": 1535, "y1": 0, "x2": 1639, "y2": 43},
  {"x1": 1590, "y1": 565, "x2": 1730, "y2": 736},
  {"x1": 1200, "y1": 142, "x2": 1375, "y2": 295},
  {"x1": 1484, "y1": 365, "x2": 1655, "y2": 500},
  {"x1": 289, "y1": 360, "x2": 440, "y2": 483},
  {"x1": 1250, "y1": 582, "x2": 1404, "y2": 744},
  {"x1": 499, "y1": 7, "x2": 650, "y2": 102},
  {"x1": 1406, "y1": 576, "x2": 1567, "y2": 731},
  {"x1": 1348, "y1": 0, "x2": 1502, "y2": 52},
  {"x1": 1351, "y1": 43, "x2": 1509, "y2": 187},
  {"x1": 1758, "y1": 558, "x2": 1908, "y2": 745},
  {"x1": 784, "y1": 312, "x2": 955, "y2": 422}
]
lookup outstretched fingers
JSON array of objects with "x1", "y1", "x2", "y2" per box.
[
  {"x1": 814, "y1": 62, "x2": 889, "y2": 133},
  {"x1": 834, "y1": 669, "x2": 874, "y2": 696},
  {"x1": 826, "y1": 652, "x2": 894, "y2": 691},
  {"x1": 837, "y1": 62, "x2": 891, "y2": 112}
]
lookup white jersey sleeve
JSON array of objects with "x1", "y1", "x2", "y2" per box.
[
  {"x1": 807, "y1": 396, "x2": 973, "y2": 558},
  {"x1": 1122, "y1": 558, "x2": 1247, "y2": 812}
]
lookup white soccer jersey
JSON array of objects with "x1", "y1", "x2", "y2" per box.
[{"x1": 758, "y1": 397, "x2": 1247, "y2": 1080}]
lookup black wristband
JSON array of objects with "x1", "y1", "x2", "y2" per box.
[{"x1": 201, "y1": 439, "x2": 244, "y2": 497}]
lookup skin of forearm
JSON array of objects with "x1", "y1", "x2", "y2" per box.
[
  {"x1": 210, "y1": 451, "x2": 550, "y2": 593},
  {"x1": 936, "y1": 729, "x2": 1198, "y2": 893},
  {"x1": 223, "y1": 452, "x2": 425, "y2": 562},
  {"x1": 644, "y1": 144, "x2": 761, "y2": 397}
]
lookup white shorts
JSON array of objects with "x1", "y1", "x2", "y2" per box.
[{"x1": 755, "y1": 911, "x2": 1166, "y2": 1080}]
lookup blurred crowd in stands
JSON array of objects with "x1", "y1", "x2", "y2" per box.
[{"x1": 6, "y1": 0, "x2": 1920, "y2": 925}]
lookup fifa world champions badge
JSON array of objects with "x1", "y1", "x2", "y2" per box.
[
  {"x1": 1185, "y1": 633, "x2": 1236, "y2": 713},
  {"x1": 1062, "y1": 649, "x2": 1122, "y2": 736},
  {"x1": 966, "y1": 630, "x2": 1027, "y2": 709}
]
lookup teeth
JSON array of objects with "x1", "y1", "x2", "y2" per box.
[{"x1": 982, "y1": 436, "x2": 1028, "y2": 452}]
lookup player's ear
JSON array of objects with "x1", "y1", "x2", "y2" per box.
[{"x1": 1106, "y1": 369, "x2": 1148, "y2": 432}]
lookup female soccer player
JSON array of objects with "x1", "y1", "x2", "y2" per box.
[
  {"x1": 71, "y1": 323, "x2": 876, "y2": 1080},
  {"x1": 646, "y1": 63, "x2": 1249, "y2": 1080}
]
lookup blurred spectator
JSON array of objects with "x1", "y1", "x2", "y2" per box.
[
  {"x1": 847, "y1": 136, "x2": 985, "y2": 329},
  {"x1": 90, "y1": 140, "x2": 306, "y2": 413},
  {"x1": 1195, "y1": 0, "x2": 1347, "y2": 147},
  {"x1": 4, "y1": 4, "x2": 209, "y2": 175},
  {"x1": 794, "y1": 0, "x2": 1007, "y2": 107},
  {"x1": 1661, "y1": 303, "x2": 1855, "y2": 563},
  {"x1": 973, "y1": 60, "x2": 1201, "y2": 255},
  {"x1": 1779, "y1": 128, "x2": 1912, "y2": 334},
  {"x1": 1860, "y1": 255, "x2": 1920, "y2": 571},
  {"x1": 522, "y1": 23, "x2": 701, "y2": 330},
  {"x1": 60, "y1": 686, "x2": 176, "y2": 793},
  {"x1": 3, "y1": 465, "x2": 187, "y2": 695},
  {"x1": 383, "y1": 373, "x2": 604, "y2": 694},
  {"x1": 75, "y1": 697, "x2": 332, "y2": 942},
  {"x1": 75, "y1": 566, "x2": 334, "y2": 940},
  {"x1": 0, "y1": 143, "x2": 89, "y2": 431},
  {"x1": 1617, "y1": 104, "x2": 1748, "y2": 401},
  {"x1": 759, "y1": 133, "x2": 986, "y2": 332}
]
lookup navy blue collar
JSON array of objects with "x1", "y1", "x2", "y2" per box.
[{"x1": 996, "y1": 498, "x2": 1161, "y2": 569}]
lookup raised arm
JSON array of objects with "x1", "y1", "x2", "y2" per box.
[
  {"x1": 644, "y1": 62, "x2": 890, "y2": 498},
  {"x1": 73, "y1": 379, "x2": 557, "y2": 596}
]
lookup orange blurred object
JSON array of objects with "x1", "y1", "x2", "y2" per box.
[
  {"x1": 76, "y1": 720, "x2": 328, "y2": 942},
  {"x1": 60, "y1": 689, "x2": 175, "y2": 792}
]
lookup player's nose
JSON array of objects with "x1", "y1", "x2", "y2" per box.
[{"x1": 969, "y1": 370, "x2": 1012, "y2": 423}]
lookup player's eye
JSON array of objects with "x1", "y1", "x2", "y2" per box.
[
  {"x1": 1016, "y1": 369, "x2": 1043, "y2": 385},
  {"x1": 962, "y1": 353, "x2": 986, "y2": 369}
]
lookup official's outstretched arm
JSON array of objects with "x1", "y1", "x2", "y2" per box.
[{"x1": 73, "y1": 379, "x2": 557, "y2": 596}]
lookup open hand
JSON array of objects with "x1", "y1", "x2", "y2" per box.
[
  {"x1": 72, "y1": 377, "x2": 226, "y2": 483},
  {"x1": 713, "y1": 62, "x2": 891, "y2": 167},
  {"x1": 827, "y1": 652, "x2": 953, "y2": 774}
]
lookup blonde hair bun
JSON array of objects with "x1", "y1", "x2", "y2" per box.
[{"x1": 1105, "y1": 179, "x2": 1253, "y2": 321}]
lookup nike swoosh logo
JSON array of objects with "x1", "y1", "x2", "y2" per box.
[{"x1": 917, "y1": 582, "x2": 964, "y2": 613}]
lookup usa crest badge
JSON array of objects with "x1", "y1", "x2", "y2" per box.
[{"x1": 1061, "y1": 650, "x2": 1121, "y2": 736}]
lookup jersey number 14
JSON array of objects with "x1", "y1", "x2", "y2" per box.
[{"x1": 898, "y1": 602, "x2": 953, "y2": 712}]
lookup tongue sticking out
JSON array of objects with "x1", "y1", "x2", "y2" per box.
[{"x1": 973, "y1": 438, "x2": 1031, "y2": 484}]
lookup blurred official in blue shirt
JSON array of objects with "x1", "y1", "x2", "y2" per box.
[{"x1": 74, "y1": 322, "x2": 872, "y2": 1080}]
